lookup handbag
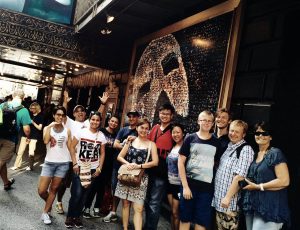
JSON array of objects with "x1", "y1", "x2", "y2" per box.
[
  {"x1": 79, "y1": 131, "x2": 99, "y2": 188},
  {"x1": 79, "y1": 160, "x2": 92, "y2": 188},
  {"x1": 118, "y1": 142, "x2": 151, "y2": 187}
]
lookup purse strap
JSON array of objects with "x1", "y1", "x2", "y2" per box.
[{"x1": 144, "y1": 142, "x2": 152, "y2": 163}]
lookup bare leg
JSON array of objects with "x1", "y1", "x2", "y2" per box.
[
  {"x1": 167, "y1": 194, "x2": 175, "y2": 230},
  {"x1": 172, "y1": 198, "x2": 180, "y2": 230},
  {"x1": 38, "y1": 176, "x2": 52, "y2": 201},
  {"x1": 122, "y1": 199, "x2": 131, "y2": 230},
  {"x1": 133, "y1": 202, "x2": 143, "y2": 230},
  {"x1": 180, "y1": 222, "x2": 191, "y2": 230},
  {"x1": 44, "y1": 177, "x2": 63, "y2": 213},
  {"x1": 195, "y1": 224, "x2": 206, "y2": 230},
  {"x1": 112, "y1": 196, "x2": 120, "y2": 212}
]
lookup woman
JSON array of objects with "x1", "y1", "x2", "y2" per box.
[
  {"x1": 38, "y1": 106, "x2": 71, "y2": 225},
  {"x1": 167, "y1": 123, "x2": 185, "y2": 230},
  {"x1": 115, "y1": 118, "x2": 158, "y2": 230},
  {"x1": 13, "y1": 102, "x2": 43, "y2": 171},
  {"x1": 65, "y1": 111, "x2": 106, "y2": 229},
  {"x1": 83, "y1": 115, "x2": 120, "y2": 218},
  {"x1": 241, "y1": 121, "x2": 290, "y2": 229}
]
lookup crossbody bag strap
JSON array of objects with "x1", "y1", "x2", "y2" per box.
[{"x1": 145, "y1": 142, "x2": 152, "y2": 163}]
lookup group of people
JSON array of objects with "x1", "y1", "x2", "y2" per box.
[{"x1": 0, "y1": 89, "x2": 291, "y2": 230}]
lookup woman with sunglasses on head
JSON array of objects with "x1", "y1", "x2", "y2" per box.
[
  {"x1": 38, "y1": 106, "x2": 72, "y2": 225},
  {"x1": 65, "y1": 111, "x2": 107, "y2": 228},
  {"x1": 241, "y1": 121, "x2": 290, "y2": 229}
]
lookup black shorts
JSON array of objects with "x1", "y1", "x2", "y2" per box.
[{"x1": 167, "y1": 182, "x2": 180, "y2": 200}]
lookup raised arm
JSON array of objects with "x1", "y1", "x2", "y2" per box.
[{"x1": 97, "y1": 92, "x2": 109, "y2": 114}]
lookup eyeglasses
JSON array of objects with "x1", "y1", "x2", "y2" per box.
[
  {"x1": 254, "y1": 131, "x2": 270, "y2": 136},
  {"x1": 199, "y1": 119, "x2": 213, "y2": 124},
  {"x1": 56, "y1": 113, "x2": 65, "y2": 117}
]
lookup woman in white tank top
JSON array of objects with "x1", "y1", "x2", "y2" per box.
[{"x1": 38, "y1": 106, "x2": 72, "y2": 225}]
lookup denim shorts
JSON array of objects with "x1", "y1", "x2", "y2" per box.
[
  {"x1": 167, "y1": 182, "x2": 180, "y2": 200},
  {"x1": 41, "y1": 161, "x2": 70, "y2": 178},
  {"x1": 179, "y1": 187, "x2": 213, "y2": 228}
]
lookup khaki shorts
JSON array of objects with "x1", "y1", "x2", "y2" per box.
[{"x1": 0, "y1": 139, "x2": 15, "y2": 166}]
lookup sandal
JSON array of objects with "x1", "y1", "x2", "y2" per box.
[{"x1": 4, "y1": 178, "x2": 15, "y2": 191}]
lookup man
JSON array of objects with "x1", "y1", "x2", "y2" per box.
[
  {"x1": 212, "y1": 120, "x2": 254, "y2": 230},
  {"x1": 54, "y1": 90, "x2": 108, "y2": 214},
  {"x1": 144, "y1": 103, "x2": 175, "y2": 230},
  {"x1": 213, "y1": 108, "x2": 232, "y2": 152},
  {"x1": 0, "y1": 89, "x2": 31, "y2": 190},
  {"x1": 178, "y1": 110, "x2": 222, "y2": 230},
  {"x1": 103, "y1": 110, "x2": 140, "y2": 223}
]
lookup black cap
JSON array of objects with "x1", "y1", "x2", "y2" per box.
[{"x1": 127, "y1": 110, "x2": 140, "y2": 117}]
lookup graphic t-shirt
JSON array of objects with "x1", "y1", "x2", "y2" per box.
[
  {"x1": 45, "y1": 127, "x2": 70, "y2": 162},
  {"x1": 179, "y1": 132, "x2": 222, "y2": 192},
  {"x1": 167, "y1": 145, "x2": 181, "y2": 185},
  {"x1": 74, "y1": 128, "x2": 107, "y2": 169}
]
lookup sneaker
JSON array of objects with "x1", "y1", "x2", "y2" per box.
[
  {"x1": 93, "y1": 208, "x2": 101, "y2": 218},
  {"x1": 41, "y1": 213, "x2": 51, "y2": 225},
  {"x1": 10, "y1": 166, "x2": 19, "y2": 170},
  {"x1": 25, "y1": 166, "x2": 33, "y2": 171},
  {"x1": 73, "y1": 217, "x2": 83, "y2": 228},
  {"x1": 83, "y1": 208, "x2": 93, "y2": 219},
  {"x1": 103, "y1": 212, "x2": 118, "y2": 222},
  {"x1": 4, "y1": 178, "x2": 15, "y2": 191},
  {"x1": 55, "y1": 202, "x2": 64, "y2": 214},
  {"x1": 65, "y1": 216, "x2": 74, "y2": 228}
]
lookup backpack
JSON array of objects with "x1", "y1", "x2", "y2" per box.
[
  {"x1": 229, "y1": 142, "x2": 249, "y2": 159},
  {"x1": 0, "y1": 103, "x2": 24, "y2": 140}
]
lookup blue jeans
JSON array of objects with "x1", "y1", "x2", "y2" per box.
[
  {"x1": 67, "y1": 173, "x2": 94, "y2": 218},
  {"x1": 245, "y1": 214, "x2": 283, "y2": 230},
  {"x1": 144, "y1": 177, "x2": 166, "y2": 230}
]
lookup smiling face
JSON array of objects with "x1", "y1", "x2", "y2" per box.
[
  {"x1": 159, "y1": 109, "x2": 173, "y2": 125},
  {"x1": 73, "y1": 108, "x2": 86, "y2": 122},
  {"x1": 108, "y1": 116, "x2": 119, "y2": 130},
  {"x1": 53, "y1": 109, "x2": 66, "y2": 124},
  {"x1": 89, "y1": 114, "x2": 101, "y2": 130},
  {"x1": 228, "y1": 120, "x2": 248, "y2": 144},
  {"x1": 137, "y1": 121, "x2": 150, "y2": 138},
  {"x1": 215, "y1": 111, "x2": 231, "y2": 130},
  {"x1": 197, "y1": 111, "x2": 214, "y2": 132},
  {"x1": 254, "y1": 126, "x2": 272, "y2": 146},
  {"x1": 128, "y1": 115, "x2": 139, "y2": 127},
  {"x1": 171, "y1": 126, "x2": 184, "y2": 144}
]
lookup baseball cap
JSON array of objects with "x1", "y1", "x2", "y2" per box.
[
  {"x1": 73, "y1": 105, "x2": 86, "y2": 113},
  {"x1": 127, "y1": 110, "x2": 140, "y2": 117}
]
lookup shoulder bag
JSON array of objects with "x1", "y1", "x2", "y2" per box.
[{"x1": 118, "y1": 142, "x2": 152, "y2": 187}]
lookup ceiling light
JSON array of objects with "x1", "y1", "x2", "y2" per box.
[
  {"x1": 106, "y1": 15, "x2": 114, "y2": 23},
  {"x1": 100, "y1": 28, "x2": 112, "y2": 35}
]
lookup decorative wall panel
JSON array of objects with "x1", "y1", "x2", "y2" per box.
[
  {"x1": 0, "y1": 8, "x2": 81, "y2": 61},
  {"x1": 124, "y1": 0, "x2": 242, "y2": 132}
]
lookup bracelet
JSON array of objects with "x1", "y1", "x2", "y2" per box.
[
  {"x1": 259, "y1": 183, "x2": 264, "y2": 191},
  {"x1": 141, "y1": 164, "x2": 143, "y2": 169},
  {"x1": 73, "y1": 163, "x2": 78, "y2": 168}
]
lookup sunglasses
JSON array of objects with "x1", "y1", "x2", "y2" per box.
[{"x1": 254, "y1": 131, "x2": 270, "y2": 136}]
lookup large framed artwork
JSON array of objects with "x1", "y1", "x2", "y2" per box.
[{"x1": 124, "y1": 0, "x2": 243, "y2": 132}]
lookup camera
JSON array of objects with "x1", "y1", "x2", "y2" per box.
[
  {"x1": 238, "y1": 177, "x2": 254, "y2": 188},
  {"x1": 238, "y1": 179, "x2": 248, "y2": 188}
]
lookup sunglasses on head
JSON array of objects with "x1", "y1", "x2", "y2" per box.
[{"x1": 254, "y1": 131, "x2": 270, "y2": 136}]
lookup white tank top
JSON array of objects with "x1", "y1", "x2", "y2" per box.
[{"x1": 45, "y1": 127, "x2": 70, "y2": 163}]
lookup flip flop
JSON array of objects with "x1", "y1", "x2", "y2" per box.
[{"x1": 4, "y1": 178, "x2": 15, "y2": 191}]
